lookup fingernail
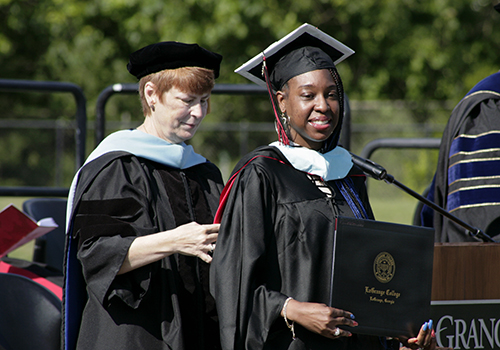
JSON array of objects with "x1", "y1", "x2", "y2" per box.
[
  {"x1": 352, "y1": 321, "x2": 359, "y2": 327},
  {"x1": 428, "y1": 319, "x2": 433, "y2": 330},
  {"x1": 350, "y1": 314, "x2": 356, "y2": 319},
  {"x1": 422, "y1": 322, "x2": 428, "y2": 331}
]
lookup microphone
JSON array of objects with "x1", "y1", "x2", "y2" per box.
[
  {"x1": 350, "y1": 152, "x2": 388, "y2": 181},
  {"x1": 349, "y1": 152, "x2": 496, "y2": 243}
]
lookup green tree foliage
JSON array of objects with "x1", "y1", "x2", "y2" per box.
[{"x1": 0, "y1": 0, "x2": 499, "y2": 187}]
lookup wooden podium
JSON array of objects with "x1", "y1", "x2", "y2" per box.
[
  {"x1": 432, "y1": 242, "x2": 500, "y2": 300},
  {"x1": 430, "y1": 243, "x2": 500, "y2": 350}
]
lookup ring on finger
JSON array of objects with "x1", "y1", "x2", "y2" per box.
[{"x1": 333, "y1": 327, "x2": 341, "y2": 337}]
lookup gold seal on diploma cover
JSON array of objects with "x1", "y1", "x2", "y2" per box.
[{"x1": 373, "y1": 252, "x2": 395, "y2": 283}]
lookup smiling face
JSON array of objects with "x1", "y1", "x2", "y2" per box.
[
  {"x1": 276, "y1": 69, "x2": 340, "y2": 150},
  {"x1": 141, "y1": 83, "x2": 210, "y2": 144}
]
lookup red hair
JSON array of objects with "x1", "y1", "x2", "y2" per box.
[{"x1": 139, "y1": 66, "x2": 215, "y2": 116}]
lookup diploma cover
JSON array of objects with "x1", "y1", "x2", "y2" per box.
[{"x1": 330, "y1": 217, "x2": 434, "y2": 338}]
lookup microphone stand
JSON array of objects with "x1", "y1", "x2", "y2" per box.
[{"x1": 350, "y1": 153, "x2": 497, "y2": 243}]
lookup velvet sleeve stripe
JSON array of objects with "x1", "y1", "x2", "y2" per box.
[
  {"x1": 449, "y1": 131, "x2": 500, "y2": 156},
  {"x1": 447, "y1": 131, "x2": 500, "y2": 212},
  {"x1": 76, "y1": 222, "x2": 137, "y2": 249},
  {"x1": 448, "y1": 159, "x2": 500, "y2": 183},
  {"x1": 77, "y1": 197, "x2": 142, "y2": 217},
  {"x1": 73, "y1": 197, "x2": 143, "y2": 247},
  {"x1": 447, "y1": 187, "x2": 500, "y2": 212}
]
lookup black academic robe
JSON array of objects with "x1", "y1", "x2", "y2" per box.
[
  {"x1": 65, "y1": 151, "x2": 223, "y2": 350},
  {"x1": 210, "y1": 146, "x2": 397, "y2": 350},
  {"x1": 424, "y1": 72, "x2": 500, "y2": 242}
]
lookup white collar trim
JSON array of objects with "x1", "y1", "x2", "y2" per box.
[{"x1": 270, "y1": 141, "x2": 353, "y2": 181}]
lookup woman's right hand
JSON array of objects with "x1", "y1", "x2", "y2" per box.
[
  {"x1": 283, "y1": 299, "x2": 358, "y2": 339},
  {"x1": 166, "y1": 221, "x2": 219, "y2": 263},
  {"x1": 118, "y1": 221, "x2": 219, "y2": 274}
]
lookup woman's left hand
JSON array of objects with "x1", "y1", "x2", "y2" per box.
[{"x1": 399, "y1": 320, "x2": 436, "y2": 350}]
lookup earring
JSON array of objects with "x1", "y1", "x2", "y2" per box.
[
  {"x1": 150, "y1": 104, "x2": 155, "y2": 112},
  {"x1": 281, "y1": 112, "x2": 289, "y2": 129}
]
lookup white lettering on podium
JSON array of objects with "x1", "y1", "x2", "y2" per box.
[{"x1": 436, "y1": 316, "x2": 500, "y2": 349}]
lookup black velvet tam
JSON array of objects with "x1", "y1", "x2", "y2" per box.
[
  {"x1": 127, "y1": 41, "x2": 223, "y2": 79},
  {"x1": 235, "y1": 23, "x2": 354, "y2": 91}
]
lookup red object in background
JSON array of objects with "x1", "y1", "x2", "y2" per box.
[{"x1": 0, "y1": 260, "x2": 63, "y2": 300}]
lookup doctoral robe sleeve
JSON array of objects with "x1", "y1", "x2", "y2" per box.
[
  {"x1": 211, "y1": 164, "x2": 288, "y2": 350},
  {"x1": 73, "y1": 157, "x2": 158, "y2": 309}
]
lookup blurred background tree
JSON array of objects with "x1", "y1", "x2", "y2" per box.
[
  {"x1": 0, "y1": 0, "x2": 499, "y2": 223},
  {"x1": 2, "y1": 0, "x2": 498, "y2": 101}
]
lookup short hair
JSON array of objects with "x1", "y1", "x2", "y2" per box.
[{"x1": 139, "y1": 66, "x2": 215, "y2": 116}]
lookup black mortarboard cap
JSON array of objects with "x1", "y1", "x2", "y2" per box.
[
  {"x1": 235, "y1": 23, "x2": 354, "y2": 91},
  {"x1": 270, "y1": 46, "x2": 337, "y2": 91},
  {"x1": 127, "y1": 41, "x2": 223, "y2": 79}
]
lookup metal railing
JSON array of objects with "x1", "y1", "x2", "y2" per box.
[
  {"x1": 360, "y1": 137, "x2": 441, "y2": 159},
  {"x1": 0, "y1": 79, "x2": 87, "y2": 197},
  {"x1": 0, "y1": 79, "x2": 445, "y2": 198}
]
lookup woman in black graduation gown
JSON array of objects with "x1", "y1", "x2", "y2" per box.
[
  {"x1": 63, "y1": 42, "x2": 223, "y2": 350},
  {"x1": 210, "y1": 24, "x2": 436, "y2": 350}
]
